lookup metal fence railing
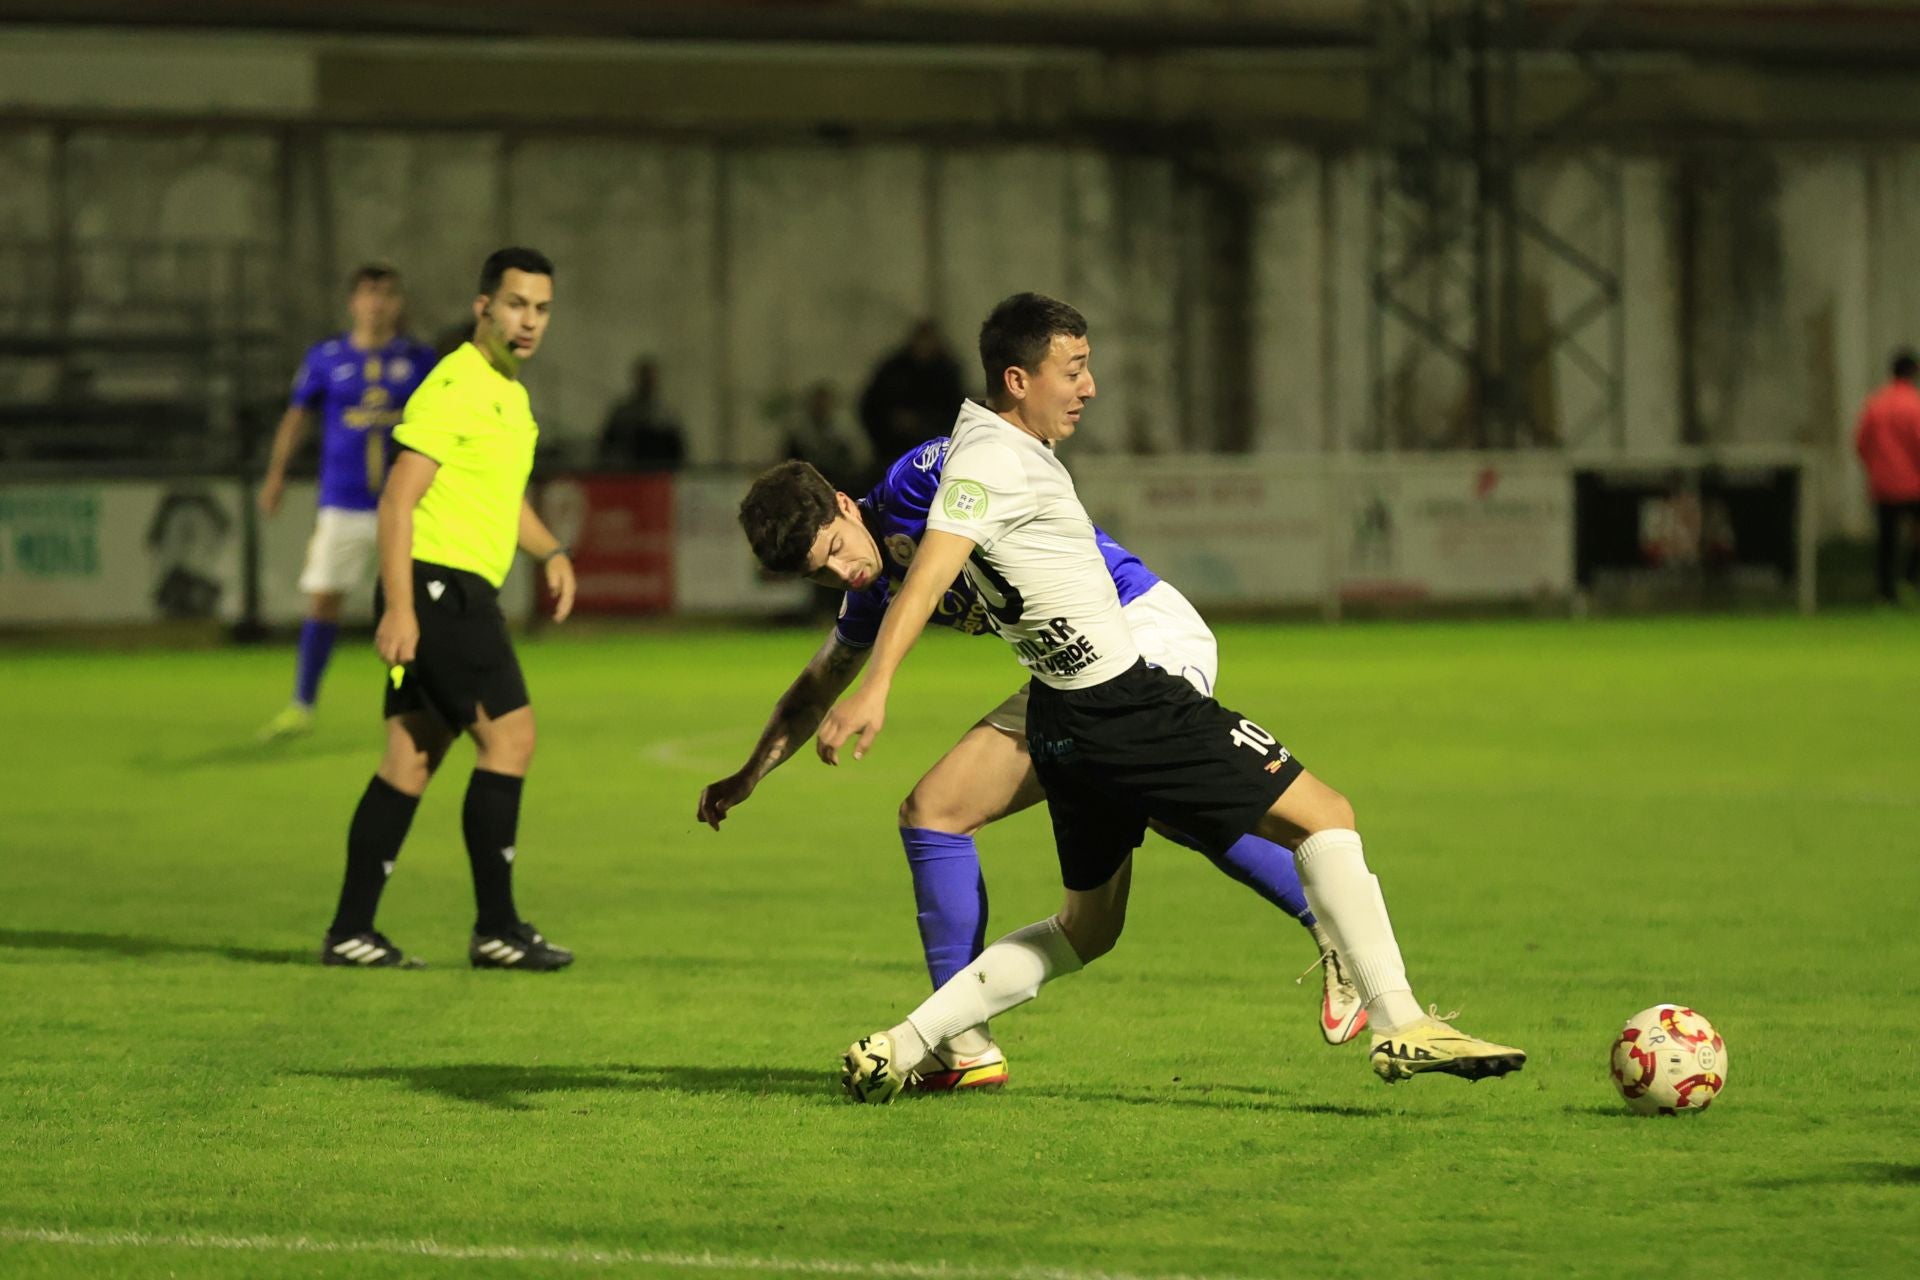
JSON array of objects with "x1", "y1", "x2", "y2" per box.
[{"x1": 0, "y1": 238, "x2": 286, "y2": 469}]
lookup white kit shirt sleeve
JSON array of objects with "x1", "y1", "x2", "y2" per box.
[{"x1": 923, "y1": 437, "x2": 1036, "y2": 550}]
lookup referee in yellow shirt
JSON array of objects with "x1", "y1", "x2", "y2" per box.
[{"x1": 322, "y1": 246, "x2": 577, "y2": 971}]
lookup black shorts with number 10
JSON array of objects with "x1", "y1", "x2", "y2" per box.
[
  {"x1": 1025, "y1": 659, "x2": 1305, "y2": 892},
  {"x1": 376, "y1": 560, "x2": 530, "y2": 728}
]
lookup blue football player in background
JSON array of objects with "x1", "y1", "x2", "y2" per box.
[
  {"x1": 258, "y1": 264, "x2": 439, "y2": 740},
  {"x1": 701, "y1": 440, "x2": 1366, "y2": 1095}
]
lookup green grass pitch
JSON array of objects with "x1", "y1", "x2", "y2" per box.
[{"x1": 2, "y1": 613, "x2": 1916, "y2": 1278}]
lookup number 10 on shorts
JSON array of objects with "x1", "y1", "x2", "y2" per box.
[{"x1": 1230, "y1": 718, "x2": 1279, "y2": 756}]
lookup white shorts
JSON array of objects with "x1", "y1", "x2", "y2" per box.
[
  {"x1": 298, "y1": 507, "x2": 379, "y2": 595},
  {"x1": 984, "y1": 580, "x2": 1218, "y2": 735}
]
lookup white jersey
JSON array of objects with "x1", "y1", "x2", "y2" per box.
[{"x1": 922, "y1": 399, "x2": 1140, "y2": 690}]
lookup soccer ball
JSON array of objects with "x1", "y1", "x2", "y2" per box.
[{"x1": 1609, "y1": 1005, "x2": 1727, "y2": 1116}]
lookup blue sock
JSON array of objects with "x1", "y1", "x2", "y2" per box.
[
  {"x1": 1215, "y1": 833, "x2": 1316, "y2": 926},
  {"x1": 294, "y1": 619, "x2": 339, "y2": 708},
  {"x1": 900, "y1": 827, "x2": 989, "y2": 989},
  {"x1": 1160, "y1": 827, "x2": 1316, "y2": 928}
]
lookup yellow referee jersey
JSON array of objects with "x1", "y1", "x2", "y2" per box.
[{"x1": 391, "y1": 343, "x2": 538, "y2": 589}]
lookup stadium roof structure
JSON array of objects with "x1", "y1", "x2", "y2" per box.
[{"x1": 5, "y1": 0, "x2": 1920, "y2": 65}]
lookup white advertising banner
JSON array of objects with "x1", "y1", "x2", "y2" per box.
[
  {"x1": 1072, "y1": 457, "x2": 1335, "y2": 607},
  {"x1": 257, "y1": 483, "x2": 373, "y2": 625},
  {"x1": 670, "y1": 472, "x2": 812, "y2": 615},
  {"x1": 0, "y1": 462, "x2": 1575, "y2": 626},
  {"x1": 1072, "y1": 455, "x2": 1573, "y2": 607},
  {"x1": 0, "y1": 481, "x2": 245, "y2": 624},
  {"x1": 259, "y1": 482, "x2": 534, "y2": 626},
  {"x1": 1337, "y1": 459, "x2": 1573, "y2": 603}
]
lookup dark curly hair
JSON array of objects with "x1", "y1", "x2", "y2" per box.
[{"x1": 738, "y1": 459, "x2": 840, "y2": 574}]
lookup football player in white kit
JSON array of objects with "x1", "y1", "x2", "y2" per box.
[
  {"x1": 708, "y1": 447, "x2": 1367, "y2": 1096},
  {"x1": 820, "y1": 292, "x2": 1526, "y2": 1101}
]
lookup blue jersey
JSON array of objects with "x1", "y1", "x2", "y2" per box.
[
  {"x1": 289, "y1": 333, "x2": 439, "y2": 512},
  {"x1": 835, "y1": 437, "x2": 1160, "y2": 647}
]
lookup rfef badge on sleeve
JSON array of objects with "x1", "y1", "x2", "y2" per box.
[{"x1": 941, "y1": 481, "x2": 988, "y2": 520}]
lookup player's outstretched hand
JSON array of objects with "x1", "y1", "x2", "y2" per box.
[
  {"x1": 697, "y1": 771, "x2": 756, "y2": 830},
  {"x1": 375, "y1": 608, "x2": 420, "y2": 666},
  {"x1": 257, "y1": 477, "x2": 284, "y2": 517},
  {"x1": 817, "y1": 686, "x2": 886, "y2": 765},
  {"x1": 545, "y1": 552, "x2": 576, "y2": 622}
]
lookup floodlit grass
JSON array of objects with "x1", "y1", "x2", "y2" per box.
[{"x1": 3, "y1": 612, "x2": 1917, "y2": 1278}]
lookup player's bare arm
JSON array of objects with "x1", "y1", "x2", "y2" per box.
[
  {"x1": 698, "y1": 632, "x2": 869, "y2": 830},
  {"x1": 816, "y1": 527, "x2": 977, "y2": 765},
  {"x1": 373, "y1": 449, "x2": 440, "y2": 666},
  {"x1": 256, "y1": 406, "x2": 314, "y2": 516},
  {"x1": 518, "y1": 499, "x2": 576, "y2": 622}
]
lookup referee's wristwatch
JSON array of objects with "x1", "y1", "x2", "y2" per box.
[{"x1": 543, "y1": 545, "x2": 572, "y2": 563}]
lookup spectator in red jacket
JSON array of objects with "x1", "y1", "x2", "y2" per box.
[{"x1": 1855, "y1": 348, "x2": 1920, "y2": 602}]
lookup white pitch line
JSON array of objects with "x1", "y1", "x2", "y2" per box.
[
  {"x1": 643, "y1": 729, "x2": 747, "y2": 771},
  {"x1": 0, "y1": 1226, "x2": 1263, "y2": 1280}
]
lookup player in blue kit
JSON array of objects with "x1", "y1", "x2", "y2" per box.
[
  {"x1": 700, "y1": 443, "x2": 1367, "y2": 1093},
  {"x1": 258, "y1": 264, "x2": 439, "y2": 740}
]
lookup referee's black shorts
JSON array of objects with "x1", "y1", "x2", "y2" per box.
[
  {"x1": 375, "y1": 560, "x2": 529, "y2": 729},
  {"x1": 1025, "y1": 659, "x2": 1304, "y2": 892}
]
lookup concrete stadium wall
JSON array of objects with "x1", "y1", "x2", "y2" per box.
[
  {"x1": 6, "y1": 123, "x2": 1910, "y2": 536},
  {"x1": 6, "y1": 28, "x2": 1920, "y2": 536}
]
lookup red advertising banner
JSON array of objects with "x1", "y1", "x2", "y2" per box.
[{"x1": 536, "y1": 475, "x2": 675, "y2": 614}]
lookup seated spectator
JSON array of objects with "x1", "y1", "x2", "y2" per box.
[
  {"x1": 858, "y1": 319, "x2": 963, "y2": 463},
  {"x1": 598, "y1": 356, "x2": 686, "y2": 471},
  {"x1": 782, "y1": 381, "x2": 868, "y2": 493}
]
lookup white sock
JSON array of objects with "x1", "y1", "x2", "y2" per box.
[
  {"x1": 889, "y1": 918, "x2": 1084, "y2": 1068},
  {"x1": 943, "y1": 1025, "x2": 996, "y2": 1060},
  {"x1": 1293, "y1": 829, "x2": 1424, "y2": 1033}
]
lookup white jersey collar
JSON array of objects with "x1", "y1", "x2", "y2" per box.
[{"x1": 953, "y1": 398, "x2": 1054, "y2": 452}]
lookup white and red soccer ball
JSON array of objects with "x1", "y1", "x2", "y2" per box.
[{"x1": 1609, "y1": 1004, "x2": 1727, "y2": 1115}]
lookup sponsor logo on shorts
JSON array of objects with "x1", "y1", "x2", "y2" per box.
[
  {"x1": 941, "y1": 480, "x2": 988, "y2": 520},
  {"x1": 1033, "y1": 735, "x2": 1076, "y2": 762}
]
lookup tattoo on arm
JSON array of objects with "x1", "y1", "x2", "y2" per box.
[
  {"x1": 745, "y1": 634, "x2": 868, "y2": 780},
  {"x1": 820, "y1": 638, "x2": 867, "y2": 680}
]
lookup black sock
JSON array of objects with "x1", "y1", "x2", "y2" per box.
[
  {"x1": 463, "y1": 769, "x2": 524, "y2": 936},
  {"x1": 329, "y1": 775, "x2": 420, "y2": 936}
]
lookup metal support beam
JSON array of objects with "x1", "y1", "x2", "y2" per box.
[{"x1": 1368, "y1": 0, "x2": 1626, "y2": 452}]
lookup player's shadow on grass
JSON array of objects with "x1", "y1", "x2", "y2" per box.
[
  {"x1": 1749, "y1": 1163, "x2": 1920, "y2": 1190},
  {"x1": 130, "y1": 740, "x2": 364, "y2": 773},
  {"x1": 0, "y1": 929, "x2": 308, "y2": 966},
  {"x1": 300, "y1": 1063, "x2": 826, "y2": 1111},
  {"x1": 308, "y1": 1066, "x2": 1408, "y2": 1116},
  {"x1": 1007, "y1": 1082, "x2": 1382, "y2": 1118},
  {"x1": 1562, "y1": 1104, "x2": 1660, "y2": 1121}
]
